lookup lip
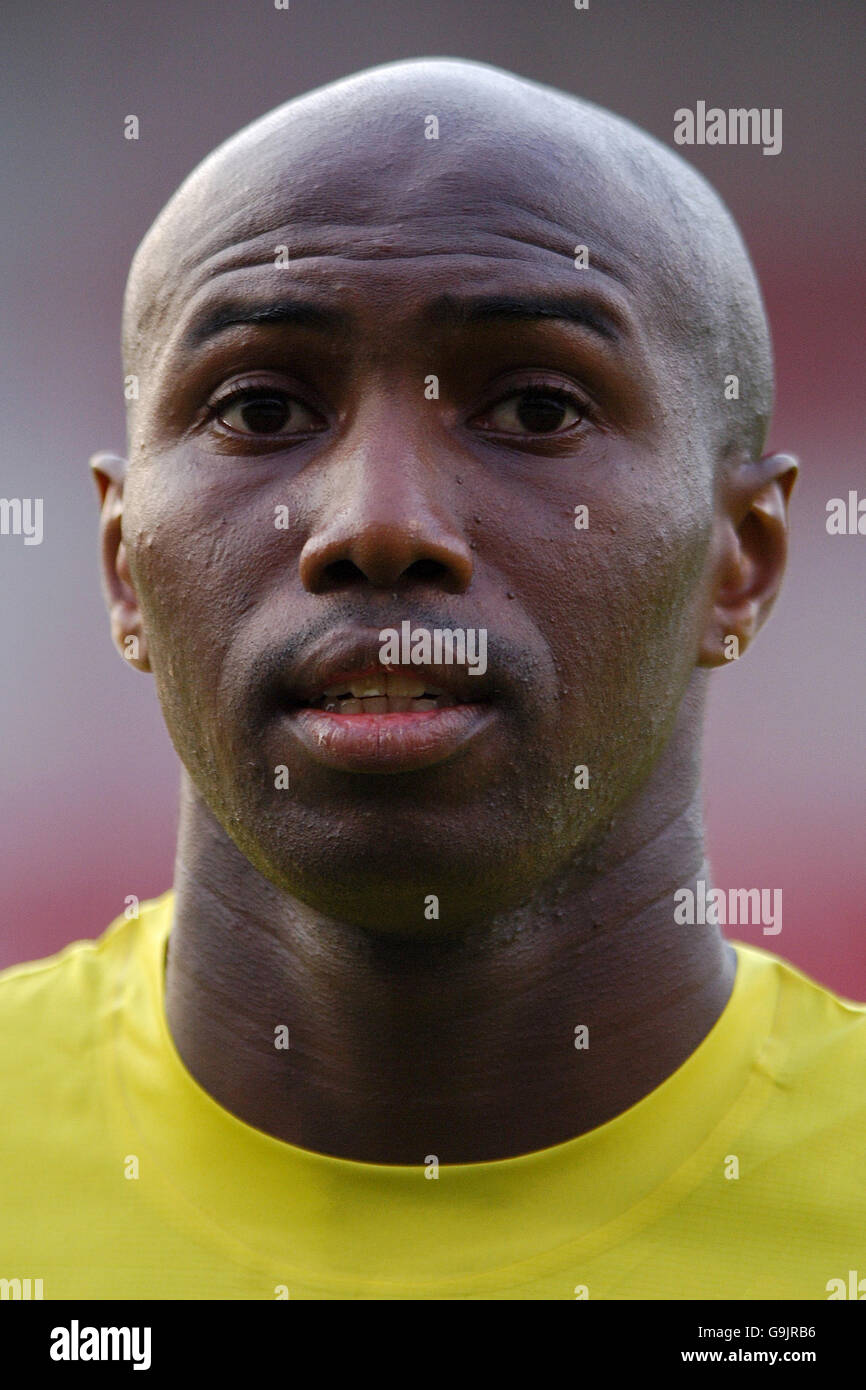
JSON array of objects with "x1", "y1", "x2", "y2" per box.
[
  {"x1": 282, "y1": 626, "x2": 494, "y2": 708},
  {"x1": 275, "y1": 625, "x2": 497, "y2": 773},
  {"x1": 285, "y1": 702, "x2": 496, "y2": 773}
]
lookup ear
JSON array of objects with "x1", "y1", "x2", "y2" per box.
[
  {"x1": 697, "y1": 452, "x2": 798, "y2": 668},
  {"x1": 89, "y1": 452, "x2": 151, "y2": 672}
]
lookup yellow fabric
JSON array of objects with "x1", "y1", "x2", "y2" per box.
[{"x1": 1, "y1": 890, "x2": 864, "y2": 1300}]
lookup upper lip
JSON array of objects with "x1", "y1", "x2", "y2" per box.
[{"x1": 279, "y1": 626, "x2": 495, "y2": 706}]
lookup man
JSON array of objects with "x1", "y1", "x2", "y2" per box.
[{"x1": 1, "y1": 57, "x2": 863, "y2": 1302}]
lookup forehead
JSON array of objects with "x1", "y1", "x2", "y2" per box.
[{"x1": 129, "y1": 102, "x2": 683, "y2": 373}]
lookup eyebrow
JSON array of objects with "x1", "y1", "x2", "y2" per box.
[
  {"x1": 183, "y1": 298, "x2": 351, "y2": 348},
  {"x1": 182, "y1": 288, "x2": 626, "y2": 351},
  {"x1": 422, "y1": 292, "x2": 626, "y2": 342}
]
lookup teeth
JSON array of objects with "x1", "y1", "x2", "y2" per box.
[
  {"x1": 319, "y1": 691, "x2": 457, "y2": 713},
  {"x1": 343, "y1": 680, "x2": 385, "y2": 698},
  {"x1": 323, "y1": 672, "x2": 435, "y2": 700}
]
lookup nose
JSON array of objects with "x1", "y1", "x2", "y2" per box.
[{"x1": 298, "y1": 409, "x2": 474, "y2": 595}]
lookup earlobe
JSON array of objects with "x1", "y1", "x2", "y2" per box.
[
  {"x1": 697, "y1": 452, "x2": 798, "y2": 670},
  {"x1": 88, "y1": 451, "x2": 151, "y2": 673}
]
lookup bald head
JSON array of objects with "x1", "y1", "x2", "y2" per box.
[
  {"x1": 99, "y1": 58, "x2": 798, "y2": 941},
  {"x1": 122, "y1": 57, "x2": 773, "y2": 464}
]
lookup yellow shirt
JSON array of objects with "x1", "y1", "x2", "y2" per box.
[{"x1": 1, "y1": 890, "x2": 864, "y2": 1300}]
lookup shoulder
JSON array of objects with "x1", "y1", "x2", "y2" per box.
[
  {"x1": 0, "y1": 891, "x2": 173, "y2": 1056},
  {"x1": 734, "y1": 939, "x2": 866, "y2": 1035},
  {"x1": 0, "y1": 893, "x2": 174, "y2": 1268},
  {"x1": 733, "y1": 939, "x2": 866, "y2": 1117}
]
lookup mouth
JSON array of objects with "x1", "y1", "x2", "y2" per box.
[
  {"x1": 305, "y1": 667, "x2": 466, "y2": 714},
  {"x1": 276, "y1": 632, "x2": 497, "y2": 773}
]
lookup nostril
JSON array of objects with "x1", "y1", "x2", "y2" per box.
[
  {"x1": 406, "y1": 558, "x2": 448, "y2": 583},
  {"x1": 319, "y1": 556, "x2": 449, "y2": 590},
  {"x1": 300, "y1": 541, "x2": 472, "y2": 594},
  {"x1": 320, "y1": 559, "x2": 367, "y2": 589}
]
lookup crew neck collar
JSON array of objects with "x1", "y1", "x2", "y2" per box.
[{"x1": 107, "y1": 890, "x2": 779, "y2": 1293}]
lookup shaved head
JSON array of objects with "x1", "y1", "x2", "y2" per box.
[
  {"x1": 123, "y1": 56, "x2": 773, "y2": 463},
  {"x1": 98, "y1": 53, "x2": 795, "y2": 941}
]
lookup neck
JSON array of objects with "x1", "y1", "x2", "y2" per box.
[{"x1": 164, "y1": 687, "x2": 735, "y2": 1163}]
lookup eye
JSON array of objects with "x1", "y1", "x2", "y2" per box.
[
  {"x1": 472, "y1": 386, "x2": 586, "y2": 436},
  {"x1": 210, "y1": 388, "x2": 324, "y2": 437}
]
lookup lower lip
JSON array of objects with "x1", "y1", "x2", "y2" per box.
[{"x1": 284, "y1": 704, "x2": 496, "y2": 773}]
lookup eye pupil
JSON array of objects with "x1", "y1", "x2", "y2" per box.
[
  {"x1": 516, "y1": 392, "x2": 567, "y2": 433},
  {"x1": 239, "y1": 396, "x2": 290, "y2": 433}
]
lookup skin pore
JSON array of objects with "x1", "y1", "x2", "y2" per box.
[{"x1": 92, "y1": 58, "x2": 797, "y2": 1162}]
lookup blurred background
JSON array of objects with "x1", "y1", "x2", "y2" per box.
[{"x1": 1, "y1": 0, "x2": 863, "y2": 991}]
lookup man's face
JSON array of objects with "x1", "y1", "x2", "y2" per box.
[{"x1": 119, "y1": 112, "x2": 716, "y2": 933}]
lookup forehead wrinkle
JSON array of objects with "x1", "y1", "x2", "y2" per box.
[
  {"x1": 126, "y1": 159, "x2": 647, "y2": 374},
  {"x1": 136, "y1": 228, "x2": 640, "y2": 383},
  {"x1": 158, "y1": 205, "x2": 637, "y2": 290}
]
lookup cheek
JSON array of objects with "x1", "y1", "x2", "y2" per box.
[
  {"x1": 122, "y1": 466, "x2": 277, "y2": 761},
  {"x1": 124, "y1": 456, "x2": 279, "y2": 637},
  {"x1": 509, "y1": 467, "x2": 712, "y2": 753}
]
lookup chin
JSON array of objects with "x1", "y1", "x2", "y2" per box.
[{"x1": 253, "y1": 835, "x2": 552, "y2": 938}]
